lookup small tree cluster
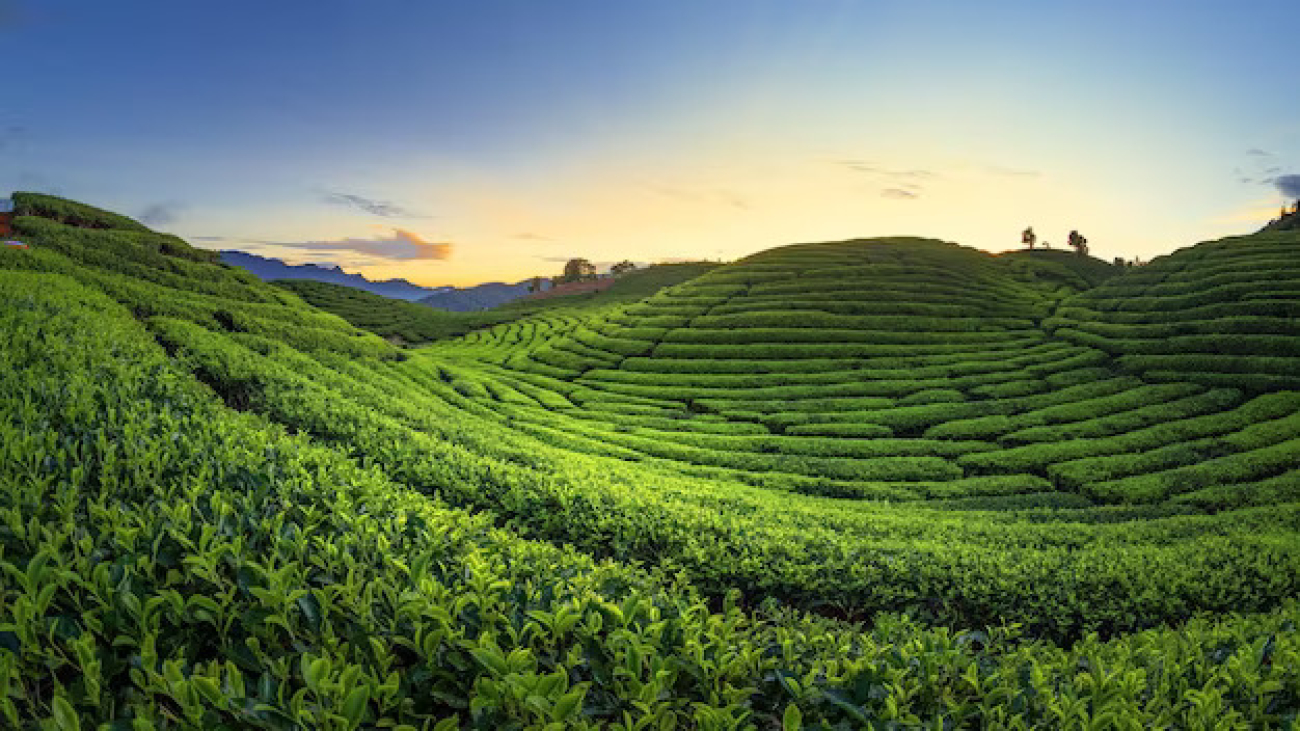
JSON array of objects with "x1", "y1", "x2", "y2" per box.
[
  {"x1": 1021, "y1": 226, "x2": 1089, "y2": 256},
  {"x1": 557, "y1": 258, "x2": 597, "y2": 284},
  {"x1": 1068, "y1": 230, "x2": 1088, "y2": 256}
]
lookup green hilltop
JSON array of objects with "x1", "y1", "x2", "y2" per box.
[{"x1": 3, "y1": 192, "x2": 1300, "y2": 728}]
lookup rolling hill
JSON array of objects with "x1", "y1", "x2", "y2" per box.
[
  {"x1": 3, "y1": 191, "x2": 1300, "y2": 728},
  {"x1": 418, "y1": 279, "x2": 543, "y2": 311},
  {"x1": 271, "y1": 279, "x2": 513, "y2": 345},
  {"x1": 278, "y1": 263, "x2": 721, "y2": 346}
]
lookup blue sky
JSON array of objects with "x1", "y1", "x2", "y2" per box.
[{"x1": 3, "y1": 0, "x2": 1297, "y2": 285}]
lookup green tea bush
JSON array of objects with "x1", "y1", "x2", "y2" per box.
[
  {"x1": 13, "y1": 190, "x2": 153, "y2": 231},
  {"x1": 6, "y1": 216, "x2": 1300, "y2": 727}
]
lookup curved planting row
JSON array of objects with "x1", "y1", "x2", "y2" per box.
[
  {"x1": 1052, "y1": 230, "x2": 1300, "y2": 390},
  {"x1": 419, "y1": 242, "x2": 1118, "y2": 499},
  {"x1": 416, "y1": 237, "x2": 1300, "y2": 513},
  {"x1": 6, "y1": 199, "x2": 1300, "y2": 727}
]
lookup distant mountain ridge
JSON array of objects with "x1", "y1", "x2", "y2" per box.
[
  {"x1": 219, "y1": 250, "x2": 448, "y2": 301},
  {"x1": 419, "y1": 279, "x2": 551, "y2": 311}
]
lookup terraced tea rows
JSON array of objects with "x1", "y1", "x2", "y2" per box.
[
  {"x1": 1053, "y1": 230, "x2": 1300, "y2": 391},
  {"x1": 4, "y1": 192, "x2": 1300, "y2": 728},
  {"x1": 420, "y1": 237, "x2": 1300, "y2": 511}
]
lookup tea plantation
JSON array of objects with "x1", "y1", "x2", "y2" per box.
[{"x1": 2, "y1": 192, "x2": 1299, "y2": 729}]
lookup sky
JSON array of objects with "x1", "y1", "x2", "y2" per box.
[{"x1": 2, "y1": 0, "x2": 1298, "y2": 287}]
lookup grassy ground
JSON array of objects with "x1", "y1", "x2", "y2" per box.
[{"x1": 3, "y1": 193, "x2": 1299, "y2": 728}]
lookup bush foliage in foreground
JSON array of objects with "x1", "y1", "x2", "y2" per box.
[
  {"x1": 4, "y1": 201, "x2": 1300, "y2": 728},
  {"x1": 5, "y1": 269, "x2": 1300, "y2": 730}
]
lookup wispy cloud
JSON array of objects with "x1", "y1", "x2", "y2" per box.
[
  {"x1": 321, "y1": 191, "x2": 429, "y2": 218},
  {"x1": 881, "y1": 188, "x2": 918, "y2": 200},
  {"x1": 837, "y1": 160, "x2": 934, "y2": 199},
  {"x1": 1236, "y1": 150, "x2": 1287, "y2": 187},
  {"x1": 513, "y1": 232, "x2": 555, "y2": 241},
  {"x1": 836, "y1": 160, "x2": 936, "y2": 181},
  {"x1": 138, "y1": 201, "x2": 185, "y2": 227},
  {"x1": 267, "y1": 228, "x2": 452, "y2": 262}
]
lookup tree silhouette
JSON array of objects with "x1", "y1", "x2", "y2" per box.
[
  {"x1": 1021, "y1": 226, "x2": 1037, "y2": 249},
  {"x1": 610, "y1": 260, "x2": 637, "y2": 276},
  {"x1": 1068, "y1": 230, "x2": 1088, "y2": 256},
  {"x1": 560, "y1": 258, "x2": 597, "y2": 283}
]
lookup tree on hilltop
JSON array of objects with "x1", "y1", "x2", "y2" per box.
[
  {"x1": 1068, "y1": 230, "x2": 1089, "y2": 257},
  {"x1": 610, "y1": 260, "x2": 637, "y2": 276},
  {"x1": 559, "y1": 258, "x2": 597, "y2": 284},
  {"x1": 1021, "y1": 226, "x2": 1037, "y2": 249}
]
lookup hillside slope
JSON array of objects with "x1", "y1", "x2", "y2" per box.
[
  {"x1": 1052, "y1": 230, "x2": 1300, "y2": 391},
  {"x1": 414, "y1": 234, "x2": 1300, "y2": 628},
  {"x1": 433, "y1": 239, "x2": 1146, "y2": 501},
  {"x1": 3, "y1": 194, "x2": 1300, "y2": 728},
  {"x1": 279, "y1": 262, "x2": 720, "y2": 345},
  {"x1": 997, "y1": 246, "x2": 1123, "y2": 288},
  {"x1": 273, "y1": 279, "x2": 513, "y2": 344},
  {"x1": 419, "y1": 279, "x2": 541, "y2": 311}
]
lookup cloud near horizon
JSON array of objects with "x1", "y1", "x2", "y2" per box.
[{"x1": 267, "y1": 228, "x2": 453, "y2": 262}]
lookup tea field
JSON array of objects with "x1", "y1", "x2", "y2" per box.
[
  {"x1": 275, "y1": 263, "x2": 717, "y2": 346},
  {"x1": 2, "y1": 192, "x2": 1299, "y2": 729}
]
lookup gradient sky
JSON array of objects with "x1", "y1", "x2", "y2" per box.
[{"x1": 3, "y1": 0, "x2": 1298, "y2": 287}]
